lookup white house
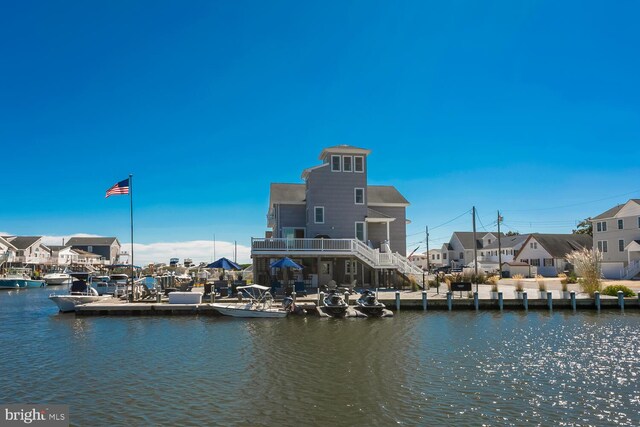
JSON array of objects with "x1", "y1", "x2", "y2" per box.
[
  {"x1": 409, "y1": 249, "x2": 443, "y2": 271},
  {"x1": 590, "y1": 199, "x2": 640, "y2": 279},
  {"x1": 48, "y1": 245, "x2": 80, "y2": 266},
  {"x1": 441, "y1": 232, "x2": 502, "y2": 269},
  {"x1": 1, "y1": 236, "x2": 51, "y2": 267},
  {"x1": 513, "y1": 234, "x2": 592, "y2": 277}
]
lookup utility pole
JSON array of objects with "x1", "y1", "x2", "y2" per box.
[
  {"x1": 213, "y1": 234, "x2": 216, "y2": 261},
  {"x1": 425, "y1": 225, "x2": 430, "y2": 273},
  {"x1": 472, "y1": 206, "x2": 478, "y2": 293},
  {"x1": 234, "y1": 241, "x2": 237, "y2": 263},
  {"x1": 497, "y1": 210, "x2": 503, "y2": 278}
]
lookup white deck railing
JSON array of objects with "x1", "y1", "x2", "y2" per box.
[
  {"x1": 251, "y1": 238, "x2": 424, "y2": 276},
  {"x1": 622, "y1": 259, "x2": 640, "y2": 279}
]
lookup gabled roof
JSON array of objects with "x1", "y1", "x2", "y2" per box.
[
  {"x1": 269, "y1": 183, "x2": 306, "y2": 206},
  {"x1": 482, "y1": 234, "x2": 529, "y2": 250},
  {"x1": 66, "y1": 237, "x2": 120, "y2": 246},
  {"x1": 47, "y1": 245, "x2": 70, "y2": 252},
  {"x1": 7, "y1": 236, "x2": 42, "y2": 250},
  {"x1": 517, "y1": 233, "x2": 592, "y2": 259},
  {"x1": 367, "y1": 186, "x2": 409, "y2": 206},
  {"x1": 592, "y1": 199, "x2": 640, "y2": 220},
  {"x1": 451, "y1": 232, "x2": 500, "y2": 250},
  {"x1": 0, "y1": 236, "x2": 17, "y2": 250}
]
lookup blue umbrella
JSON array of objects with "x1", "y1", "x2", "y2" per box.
[
  {"x1": 270, "y1": 257, "x2": 303, "y2": 270},
  {"x1": 207, "y1": 257, "x2": 241, "y2": 270}
]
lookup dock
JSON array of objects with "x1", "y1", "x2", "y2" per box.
[{"x1": 72, "y1": 293, "x2": 639, "y2": 315}]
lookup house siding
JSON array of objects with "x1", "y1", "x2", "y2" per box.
[
  {"x1": 370, "y1": 206, "x2": 407, "y2": 256},
  {"x1": 305, "y1": 159, "x2": 368, "y2": 239},
  {"x1": 274, "y1": 204, "x2": 306, "y2": 237}
]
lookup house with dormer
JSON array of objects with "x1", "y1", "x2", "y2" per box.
[
  {"x1": 1, "y1": 236, "x2": 51, "y2": 267},
  {"x1": 441, "y1": 232, "x2": 503, "y2": 270},
  {"x1": 590, "y1": 199, "x2": 640, "y2": 279},
  {"x1": 251, "y1": 145, "x2": 422, "y2": 288}
]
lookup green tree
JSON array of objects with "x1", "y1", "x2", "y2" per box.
[
  {"x1": 572, "y1": 218, "x2": 593, "y2": 236},
  {"x1": 505, "y1": 231, "x2": 520, "y2": 236}
]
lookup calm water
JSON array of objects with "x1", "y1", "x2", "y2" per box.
[{"x1": 1, "y1": 287, "x2": 638, "y2": 426}]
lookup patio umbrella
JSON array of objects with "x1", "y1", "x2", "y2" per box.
[
  {"x1": 270, "y1": 257, "x2": 303, "y2": 291},
  {"x1": 207, "y1": 257, "x2": 241, "y2": 280}
]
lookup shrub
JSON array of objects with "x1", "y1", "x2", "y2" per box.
[
  {"x1": 567, "y1": 272, "x2": 578, "y2": 284},
  {"x1": 512, "y1": 274, "x2": 524, "y2": 292},
  {"x1": 567, "y1": 248, "x2": 602, "y2": 296},
  {"x1": 602, "y1": 285, "x2": 636, "y2": 297},
  {"x1": 410, "y1": 280, "x2": 420, "y2": 292},
  {"x1": 536, "y1": 274, "x2": 546, "y2": 291},
  {"x1": 486, "y1": 275, "x2": 499, "y2": 292}
]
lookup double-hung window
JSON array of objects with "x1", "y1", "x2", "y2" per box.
[
  {"x1": 618, "y1": 219, "x2": 624, "y2": 230},
  {"x1": 354, "y1": 188, "x2": 365, "y2": 204},
  {"x1": 343, "y1": 156, "x2": 352, "y2": 172},
  {"x1": 596, "y1": 221, "x2": 607, "y2": 232},
  {"x1": 354, "y1": 156, "x2": 364, "y2": 173},
  {"x1": 619, "y1": 239, "x2": 625, "y2": 252},
  {"x1": 331, "y1": 155, "x2": 341, "y2": 172},
  {"x1": 597, "y1": 240, "x2": 608, "y2": 252},
  {"x1": 314, "y1": 206, "x2": 324, "y2": 224}
]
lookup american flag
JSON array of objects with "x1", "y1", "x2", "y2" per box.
[{"x1": 105, "y1": 178, "x2": 130, "y2": 198}]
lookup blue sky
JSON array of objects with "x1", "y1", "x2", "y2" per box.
[{"x1": 1, "y1": 1, "x2": 638, "y2": 263}]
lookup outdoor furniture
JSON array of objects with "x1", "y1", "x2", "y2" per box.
[
  {"x1": 216, "y1": 287, "x2": 229, "y2": 297},
  {"x1": 294, "y1": 281, "x2": 307, "y2": 296},
  {"x1": 168, "y1": 292, "x2": 202, "y2": 304}
]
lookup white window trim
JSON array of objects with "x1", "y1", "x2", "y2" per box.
[
  {"x1": 619, "y1": 239, "x2": 625, "y2": 252},
  {"x1": 354, "y1": 156, "x2": 364, "y2": 173},
  {"x1": 345, "y1": 260, "x2": 358, "y2": 275},
  {"x1": 355, "y1": 221, "x2": 366, "y2": 241},
  {"x1": 597, "y1": 240, "x2": 608, "y2": 253},
  {"x1": 343, "y1": 156, "x2": 353, "y2": 172},
  {"x1": 354, "y1": 187, "x2": 365, "y2": 205},
  {"x1": 618, "y1": 219, "x2": 624, "y2": 230},
  {"x1": 331, "y1": 155, "x2": 341, "y2": 172},
  {"x1": 314, "y1": 206, "x2": 325, "y2": 224}
]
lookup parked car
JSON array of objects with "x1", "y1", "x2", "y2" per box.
[
  {"x1": 434, "y1": 266, "x2": 451, "y2": 274},
  {"x1": 451, "y1": 267, "x2": 463, "y2": 273}
]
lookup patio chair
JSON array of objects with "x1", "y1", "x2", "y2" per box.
[{"x1": 293, "y1": 281, "x2": 307, "y2": 297}]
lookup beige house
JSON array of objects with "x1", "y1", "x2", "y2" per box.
[{"x1": 590, "y1": 199, "x2": 640, "y2": 279}]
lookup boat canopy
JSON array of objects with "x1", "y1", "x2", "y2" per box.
[{"x1": 237, "y1": 284, "x2": 270, "y2": 291}]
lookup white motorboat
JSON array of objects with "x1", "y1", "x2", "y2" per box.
[
  {"x1": 211, "y1": 284, "x2": 289, "y2": 318},
  {"x1": 0, "y1": 268, "x2": 46, "y2": 289},
  {"x1": 43, "y1": 270, "x2": 72, "y2": 286},
  {"x1": 49, "y1": 273, "x2": 111, "y2": 312}
]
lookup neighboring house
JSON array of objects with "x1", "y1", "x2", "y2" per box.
[
  {"x1": 252, "y1": 145, "x2": 422, "y2": 288},
  {"x1": 513, "y1": 233, "x2": 592, "y2": 277},
  {"x1": 48, "y1": 245, "x2": 80, "y2": 266},
  {"x1": 0, "y1": 236, "x2": 18, "y2": 268},
  {"x1": 441, "y1": 232, "x2": 503, "y2": 270},
  {"x1": 73, "y1": 249, "x2": 105, "y2": 266},
  {"x1": 478, "y1": 234, "x2": 530, "y2": 267},
  {"x1": 409, "y1": 249, "x2": 443, "y2": 271},
  {"x1": 1, "y1": 236, "x2": 51, "y2": 266},
  {"x1": 66, "y1": 237, "x2": 121, "y2": 263},
  {"x1": 590, "y1": 199, "x2": 640, "y2": 279}
]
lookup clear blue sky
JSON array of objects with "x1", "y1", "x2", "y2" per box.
[{"x1": 1, "y1": 1, "x2": 638, "y2": 261}]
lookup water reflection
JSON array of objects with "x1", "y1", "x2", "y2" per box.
[{"x1": 0, "y1": 288, "x2": 638, "y2": 426}]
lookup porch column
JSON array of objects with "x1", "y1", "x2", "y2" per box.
[{"x1": 386, "y1": 222, "x2": 390, "y2": 246}]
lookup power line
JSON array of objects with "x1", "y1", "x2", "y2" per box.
[{"x1": 501, "y1": 188, "x2": 640, "y2": 213}]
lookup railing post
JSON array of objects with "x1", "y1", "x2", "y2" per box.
[
  {"x1": 570, "y1": 291, "x2": 576, "y2": 311},
  {"x1": 594, "y1": 291, "x2": 600, "y2": 311},
  {"x1": 523, "y1": 291, "x2": 528, "y2": 311},
  {"x1": 422, "y1": 290, "x2": 427, "y2": 311},
  {"x1": 473, "y1": 291, "x2": 478, "y2": 310},
  {"x1": 547, "y1": 291, "x2": 552, "y2": 310},
  {"x1": 447, "y1": 292, "x2": 452, "y2": 311},
  {"x1": 395, "y1": 291, "x2": 400, "y2": 311},
  {"x1": 498, "y1": 291, "x2": 503, "y2": 311}
]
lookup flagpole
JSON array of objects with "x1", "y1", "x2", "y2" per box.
[{"x1": 129, "y1": 173, "x2": 134, "y2": 302}]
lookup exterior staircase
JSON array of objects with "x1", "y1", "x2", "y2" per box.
[
  {"x1": 0, "y1": 251, "x2": 9, "y2": 269},
  {"x1": 622, "y1": 259, "x2": 640, "y2": 279}
]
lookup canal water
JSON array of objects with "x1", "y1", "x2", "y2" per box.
[{"x1": 1, "y1": 287, "x2": 638, "y2": 426}]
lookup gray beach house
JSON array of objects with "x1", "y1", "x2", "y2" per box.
[{"x1": 251, "y1": 145, "x2": 422, "y2": 289}]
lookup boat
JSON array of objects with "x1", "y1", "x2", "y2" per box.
[
  {"x1": 0, "y1": 268, "x2": 46, "y2": 289},
  {"x1": 43, "y1": 269, "x2": 72, "y2": 286},
  {"x1": 211, "y1": 284, "x2": 289, "y2": 318},
  {"x1": 92, "y1": 273, "x2": 129, "y2": 296},
  {"x1": 322, "y1": 289, "x2": 349, "y2": 318},
  {"x1": 354, "y1": 289, "x2": 386, "y2": 317},
  {"x1": 49, "y1": 273, "x2": 111, "y2": 312}
]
